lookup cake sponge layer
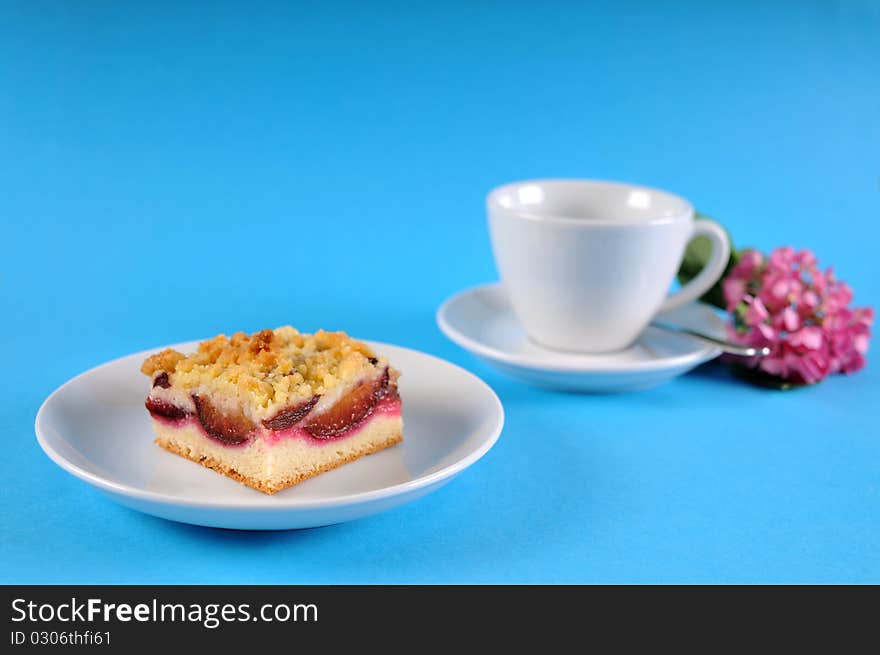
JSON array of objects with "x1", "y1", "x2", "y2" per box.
[{"x1": 154, "y1": 414, "x2": 403, "y2": 494}]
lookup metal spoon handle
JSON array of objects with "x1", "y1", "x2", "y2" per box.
[{"x1": 650, "y1": 321, "x2": 771, "y2": 357}]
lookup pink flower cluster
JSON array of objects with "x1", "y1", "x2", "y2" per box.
[{"x1": 723, "y1": 246, "x2": 873, "y2": 385}]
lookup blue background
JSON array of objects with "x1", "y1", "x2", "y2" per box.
[{"x1": 2, "y1": 1, "x2": 878, "y2": 583}]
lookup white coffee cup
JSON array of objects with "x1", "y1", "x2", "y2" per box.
[{"x1": 487, "y1": 179, "x2": 730, "y2": 353}]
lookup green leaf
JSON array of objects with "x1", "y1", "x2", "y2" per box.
[
  {"x1": 729, "y1": 364, "x2": 812, "y2": 390},
  {"x1": 676, "y1": 212, "x2": 739, "y2": 310}
]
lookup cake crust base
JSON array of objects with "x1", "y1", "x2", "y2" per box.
[{"x1": 156, "y1": 430, "x2": 403, "y2": 495}]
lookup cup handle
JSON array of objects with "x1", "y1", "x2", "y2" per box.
[{"x1": 658, "y1": 218, "x2": 731, "y2": 314}]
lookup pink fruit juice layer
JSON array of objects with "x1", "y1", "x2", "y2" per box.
[{"x1": 145, "y1": 367, "x2": 400, "y2": 447}]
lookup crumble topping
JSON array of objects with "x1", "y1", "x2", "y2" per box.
[{"x1": 140, "y1": 327, "x2": 384, "y2": 413}]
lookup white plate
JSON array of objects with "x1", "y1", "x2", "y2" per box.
[
  {"x1": 35, "y1": 341, "x2": 504, "y2": 530},
  {"x1": 437, "y1": 283, "x2": 725, "y2": 392}
]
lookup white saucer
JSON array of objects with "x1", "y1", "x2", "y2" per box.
[
  {"x1": 35, "y1": 341, "x2": 503, "y2": 530},
  {"x1": 437, "y1": 283, "x2": 725, "y2": 392}
]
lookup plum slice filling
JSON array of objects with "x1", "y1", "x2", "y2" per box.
[
  {"x1": 302, "y1": 368, "x2": 393, "y2": 439},
  {"x1": 146, "y1": 368, "x2": 398, "y2": 445},
  {"x1": 145, "y1": 397, "x2": 191, "y2": 421},
  {"x1": 262, "y1": 395, "x2": 320, "y2": 431},
  {"x1": 191, "y1": 395, "x2": 255, "y2": 446},
  {"x1": 152, "y1": 372, "x2": 171, "y2": 389}
]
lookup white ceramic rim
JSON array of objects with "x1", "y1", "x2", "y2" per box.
[
  {"x1": 486, "y1": 178, "x2": 694, "y2": 227},
  {"x1": 35, "y1": 340, "x2": 505, "y2": 511},
  {"x1": 436, "y1": 283, "x2": 721, "y2": 373}
]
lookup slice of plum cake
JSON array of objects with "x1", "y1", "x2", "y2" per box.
[{"x1": 141, "y1": 327, "x2": 402, "y2": 494}]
